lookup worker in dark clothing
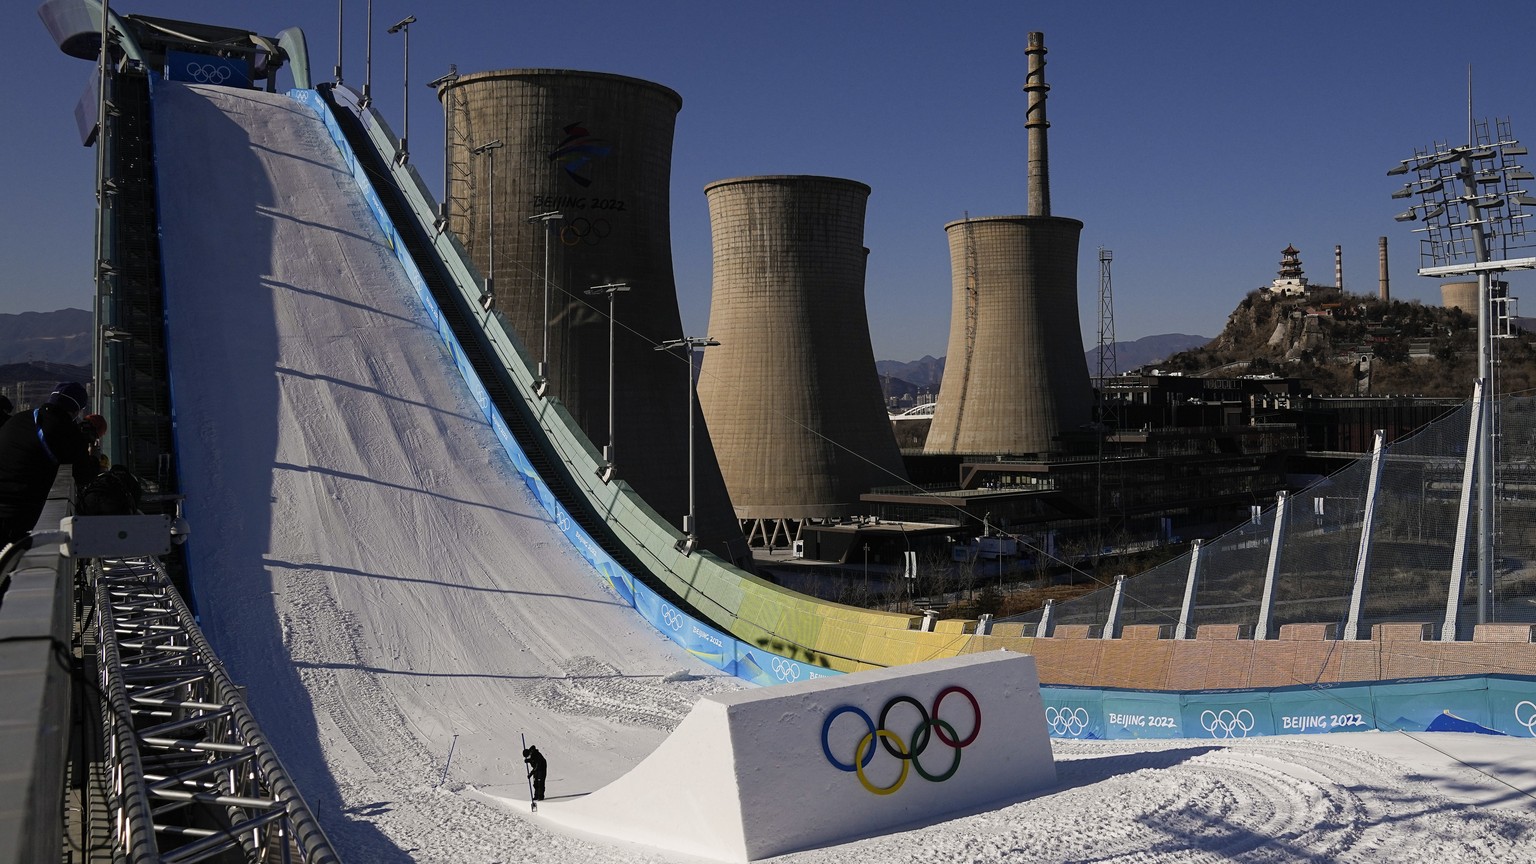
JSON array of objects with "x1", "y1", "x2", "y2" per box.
[
  {"x1": 523, "y1": 745, "x2": 547, "y2": 801},
  {"x1": 0, "y1": 382, "x2": 101, "y2": 543}
]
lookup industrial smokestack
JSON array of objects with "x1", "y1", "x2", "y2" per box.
[
  {"x1": 1335, "y1": 245, "x2": 1343, "y2": 292},
  {"x1": 1378, "y1": 236, "x2": 1390, "y2": 301},
  {"x1": 1024, "y1": 32, "x2": 1050, "y2": 217}
]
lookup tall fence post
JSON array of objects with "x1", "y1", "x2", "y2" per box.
[
  {"x1": 1444, "y1": 387, "x2": 1484, "y2": 641},
  {"x1": 1102, "y1": 574, "x2": 1126, "y2": 640},
  {"x1": 1344, "y1": 430, "x2": 1388, "y2": 641},
  {"x1": 1175, "y1": 540, "x2": 1203, "y2": 640},
  {"x1": 1255, "y1": 490, "x2": 1289, "y2": 640}
]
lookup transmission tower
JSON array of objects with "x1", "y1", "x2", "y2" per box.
[
  {"x1": 1096, "y1": 247, "x2": 1118, "y2": 389},
  {"x1": 1093, "y1": 247, "x2": 1122, "y2": 572}
]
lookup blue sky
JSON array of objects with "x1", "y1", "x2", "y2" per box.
[{"x1": 9, "y1": 0, "x2": 1536, "y2": 362}]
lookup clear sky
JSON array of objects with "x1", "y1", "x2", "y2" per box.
[{"x1": 9, "y1": 0, "x2": 1536, "y2": 362}]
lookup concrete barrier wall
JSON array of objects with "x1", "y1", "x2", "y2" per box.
[{"x1": 531, "y1": 651, "x2": 1055, "y2": 862}]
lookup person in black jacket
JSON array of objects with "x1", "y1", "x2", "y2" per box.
[
  {"x1": 0, "y1": 382, "x2": 102, "y2": 543},
  {"x1": 0, "y1": 394, "x2": 12, "y2": 426},
  {"x1": 523, "y1": 745, "x2": 547, "y2": 801}
]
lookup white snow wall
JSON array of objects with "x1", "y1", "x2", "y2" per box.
[{"x1": 535, "y1": 651, "x2": 1057, "y2": 862}]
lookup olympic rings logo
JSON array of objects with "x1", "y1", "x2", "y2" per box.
[
  {"x1": 660, "y1": 606, "x2": 684, "y2": 631},
  {"x1": 1200, "y1": 709, "x2": 1256, "y2": 739},
  {"x1": 1045, "y1": 706, "x2": 1089, "y2": 737},
  {"x1": 560, "y1": 217, "x2": 612, "y2": 246},
  {"x1": 820, "y1": 686, "x2": 980, "y2": 796},
  {"x1": 186, "y1": 63, "x2": 233, "y2": 84},
  {"x1": 1516, "y1": 701, "x2": 1536, "y2": 736},
  {"x1": 769, "y1": 656, "x2": 801, "y2": 682}
]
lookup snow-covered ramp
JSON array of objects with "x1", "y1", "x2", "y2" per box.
[{"x1": 150, "y1": 80, "x2": 740, "y2": 857}]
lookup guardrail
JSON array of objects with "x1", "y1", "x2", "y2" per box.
[{"x1": 0, "y1": 483, "x2": 75, "y2": 864}]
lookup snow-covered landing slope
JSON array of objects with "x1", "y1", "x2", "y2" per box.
[{"x1": 151, "y1": 81, "x2": 740, "y2": 858}]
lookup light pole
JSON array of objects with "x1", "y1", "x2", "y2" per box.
[
  {"x1": 334, "y1": 0, "x2": 343, "y2": 84},
  {"x1": 655, "y1": 336, "x2": 720, "y2": 554},
  {"x1": 528, "y1": 210, "x2": 564, "y2": 397},
  {"x1": 427, "y1": 65, "x2": 459, "y2": 232},
  {"x1": 470, "y1": 139, "x2": 503, "y2": 314},
  {"x1": 585, "y1": 282, "x2": 631, "y2": 483},
  {"x1": 386, "y1": 15, "x2": 415, "y2": 166},
  {"x1": 863, "y1": 542, "x2": 871, "y2": 602},
  {"x1": 359, "y1": 0, "x2": 373, "y2": 109},
  {"x1": 1390, "y1": 116, "x2": 1536, "y2": 627}
]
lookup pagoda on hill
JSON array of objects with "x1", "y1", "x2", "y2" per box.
[{"x1": 1268, "y1": 243, "x2": 1309, "y2": 297}]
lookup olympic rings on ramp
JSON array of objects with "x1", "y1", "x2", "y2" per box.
[{"x1": 820, "y1": 686, "x2": 981, "y2": 795}]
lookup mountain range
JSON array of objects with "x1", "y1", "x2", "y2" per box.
[
  {"x1": 0, "y1": 308, "x2": 92, "y2": 366},
  {"x1": 876, "y1": 333, "x2": 1212, "y2": 398},
  {"x1": 4, "y1": 309, "x2": 1213, "y2": 401}
]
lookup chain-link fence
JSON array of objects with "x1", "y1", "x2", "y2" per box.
[{"x1": 1009, "y1": 397, "x2": 1536, "y2": 638}]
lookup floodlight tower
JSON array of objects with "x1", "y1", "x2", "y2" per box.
[{"x1": 1389, "y1": 117, "x2": 1536, "y2": 626}]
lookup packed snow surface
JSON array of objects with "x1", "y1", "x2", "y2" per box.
[{"x1": 151, "y1": 82, "x2": 1536, "y2": 862}]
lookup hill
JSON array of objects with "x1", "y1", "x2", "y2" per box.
[
  {"x1": 1157, "y1": 289, "x2": 1536, "y2": 397},
  {"x1": 0, "y1": 308, "x2": 92, "y2": 366}
]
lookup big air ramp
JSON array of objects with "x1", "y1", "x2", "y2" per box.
[
  {"x1": 521, "y1": 651, "x2": 1056, "y2": 862},
  {"x1": 149, "y1": 78, "x2": 738, "y2": 837}
]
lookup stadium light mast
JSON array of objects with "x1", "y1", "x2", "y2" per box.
[
  {"x1": 655, "y1": 335, "x2": 720, "y2": 554},
  {"x1": 586, "y1": 282, "x2": 631, "y2": 484},
  {"x1": 386, "y1": 15, "x2": 415, "y2": 166},
  {"x1": 469, "y1": 139, "x2": 503, "y2": 313},
  {"x1": 427, "y1": 66, "x2": 459, "y2": 232},
  {"x1": 528, "y1": 210, "x2": 564, "y2": 397},
  {"x1": 1390, "y1": 115, "x2": 1536, "y2": 626}
]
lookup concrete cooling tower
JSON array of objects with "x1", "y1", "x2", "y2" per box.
[
  {"x1": 440, "y1": 69, "x2": 745, "y2": 561},
  {"x1": 697, "y1": 176, "x2": 908, "y2": 534},
  {"x1": 924, "y1": 31, "x2": 1092, "y2": 456},
  {"x1": 924, "y1": 216, "x2": 1092, "y2": 454}
]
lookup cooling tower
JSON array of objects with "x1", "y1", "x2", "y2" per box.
[
  {"x1": 696, "y1": 176, "x2": 908, "y2": 523},
  {"x1": 925, "y1": 32, "x2": 1092, "y2": 455},
  {"x1": 1442, "y1": 281, "x2": 1478, "y2": 313},
  {"x1": 440, "y1": 69, "x2": 745, "y2": 561},
  {"x1": 1442, "y1": 280, "x2": 1506, "y2": 314},
  {"x1": 924, "y1": 216, "x2": 1092, "y2": 455}
]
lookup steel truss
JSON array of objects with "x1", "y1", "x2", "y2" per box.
[{"x1": 93, "y1": 556, "x2": 339, "y2": 863}]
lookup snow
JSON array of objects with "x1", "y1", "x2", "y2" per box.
[{"x1": 148, "y1": 81, "x2": 1536, "y2": 862}]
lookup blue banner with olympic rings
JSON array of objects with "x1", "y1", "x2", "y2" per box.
[{"x1": 1045, "y1": 674, "x2": 1536, "y2": 741}]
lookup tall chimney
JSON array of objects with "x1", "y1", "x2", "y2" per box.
[
  {"x1": 1024, "y1": 32, "x2": 1050, "y2": 217},
  {"x1": 1335, "y1": 244, "x2": 1343, "y2": 292},
  {"x1": 1378, "y1": 236, "x2": 1390, "y2": 301}
]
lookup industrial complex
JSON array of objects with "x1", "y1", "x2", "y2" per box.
[{"x1": 11, "y1": 3, "x2": 1536, "y2": 862}]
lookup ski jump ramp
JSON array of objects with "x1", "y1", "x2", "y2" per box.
[{"x1": 528, "y1": 651, "x2": 1056, "y2": 862}]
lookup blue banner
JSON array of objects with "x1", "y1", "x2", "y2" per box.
[{"x1": 1045, "y1": 675, "x2": 1536, "y2": 741}]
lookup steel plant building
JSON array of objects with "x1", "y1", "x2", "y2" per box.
[
  {"x1": 697, "y1": 176, "x2": 909, "y2": 546},
  {"x1": 924, "y1": 32, "x2": 1093, "y2": 457},
  {"x1": 439, "y1": 69, "x2": 745, "y2": 561}
]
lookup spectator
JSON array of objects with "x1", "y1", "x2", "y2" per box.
[
  {"x1": 0, "y1": 382, "x2": 102, "y2": 543},
  {"x1": 0, "y1": 394, "x2": 11, "y2": 426}
]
